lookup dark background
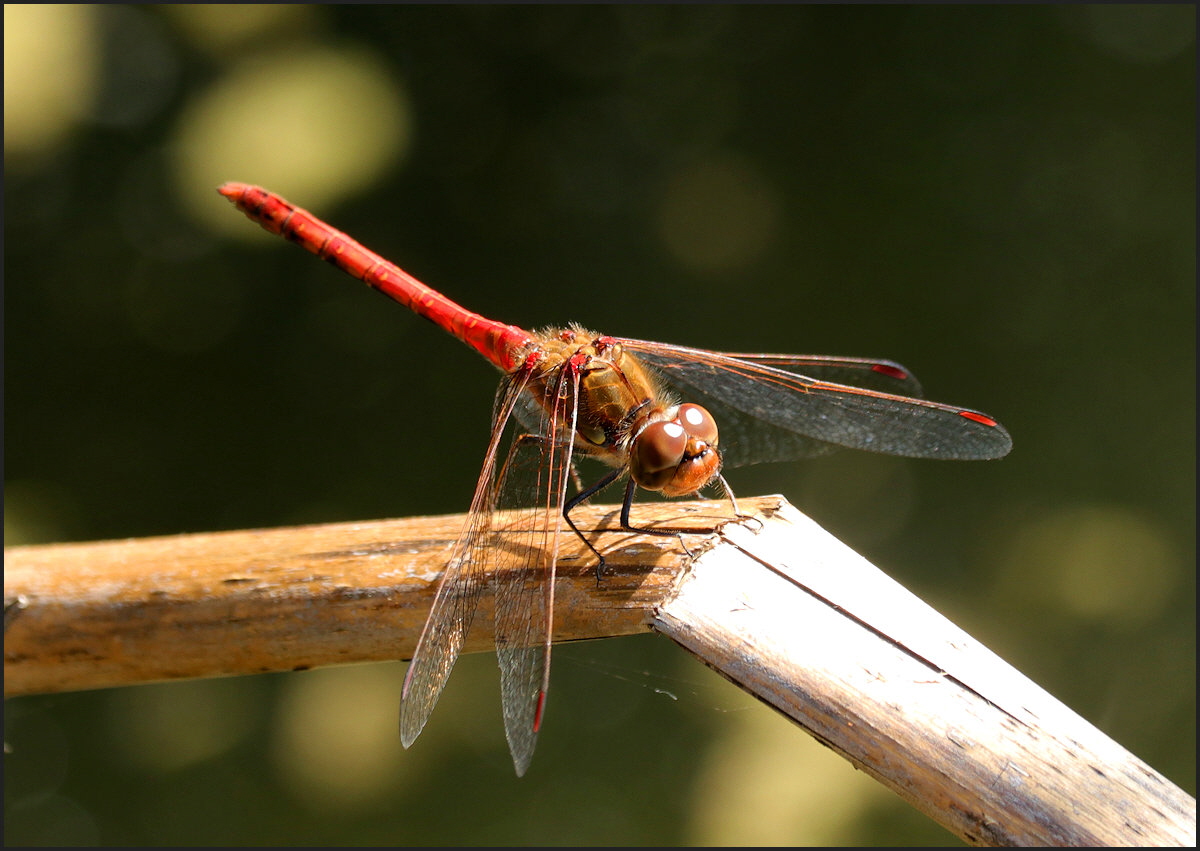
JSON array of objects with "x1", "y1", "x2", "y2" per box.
[{"x1": 5, "y1": 5, "x2": 1194, "y2": 845}]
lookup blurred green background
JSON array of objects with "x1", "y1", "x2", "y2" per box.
[{"x1": 5, "y1": 5, "x2": 1194, "y2": 845}]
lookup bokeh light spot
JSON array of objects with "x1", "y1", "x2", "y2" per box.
[
  {"x1": 164, "y1": 4, "x2": 318, "y2": 53},
  {"x1": 687, "y1": 703, "x2": 889, "y2": 845},
  {"x1": 3, "y1": 5, "x2": 101, "y2": 169},
  {"x1": 1076, "y1": 5, "x2": 1195, "y2": 64},
  {"x1": 171, "y1": 44, "x2": 412, "y2": 232},
  {"x1": 105, "y1": 679, "x2": 258, "y2": 773},
  {"x1": 657, "y1": 153, "x2": 779, "y2": 274},
  {"x1": 271, "y1": 664, "x2": 406, "y2": 813},
  {"x1": 997, "y1": 504, "x2": 1179, "y2": 623}
]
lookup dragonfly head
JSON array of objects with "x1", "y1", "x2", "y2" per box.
[{"x1": 629, "y1": 403, "x2": 721, "y2": 497}]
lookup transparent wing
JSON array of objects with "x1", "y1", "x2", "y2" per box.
[
  {"x1": 398, "y1": 367, "x2": 536, "y2": 757},
  {"x1": 491, "y1": 363, "x2": 580, "y2": 777},
  {"x1": 620, "y1": 339, "x2": 1011, "y2": 464},
  {"x1": 398, "y1": 358, "x2": 579, "y2": 777},
  {"x1": 709, "y1": 351, "x2": 924, "y2": 397}
]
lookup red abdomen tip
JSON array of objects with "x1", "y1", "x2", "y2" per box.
[{"x1": 218, "y1": 182, "x2": 250, "y2": 200}]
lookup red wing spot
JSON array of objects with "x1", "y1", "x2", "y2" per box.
[
  {"x1": 533, "y1": 689, "x2": 547, "y2": 732},
  {"x1": 872, "y1": 363, "x2": 909, "y2": 380},
  {"x1": 959, "y1": 410, "x2": 998, "y2": 427}
]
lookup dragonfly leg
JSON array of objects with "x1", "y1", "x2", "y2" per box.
[
  {"x1": 618, "y1": 479, "x2": 695, "y2": 560},
  {"x1": 497, "y1": 432, "x2": 624, "y2": 576},
  {"x1": 714, "y1": 473, "x2": 761, "y2": 530},
  {"x1": 563, "y1": 467, "x2": 624, "y2": 580}
]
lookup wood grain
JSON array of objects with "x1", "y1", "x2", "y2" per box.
[
  {"x1": 5, "y1": 495, "x2": 1193, "y2": 845},
  {"x1": 3, "y1": 497, "x2": 741, "y2": 697}
]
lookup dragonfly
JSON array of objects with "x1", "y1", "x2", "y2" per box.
[{"x1": 219, "y1": 182, "x2": 1012, "y2": 776}]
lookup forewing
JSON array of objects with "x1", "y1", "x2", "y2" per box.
[
  {"x1": 714, "y1": 352, "x2": 924, "y2": 397},
  {"x1": 621, "y1": 339, "x2": 1011, "y2": 464}
]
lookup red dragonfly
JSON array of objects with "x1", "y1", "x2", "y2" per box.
[{"x1": 220, "y1": 183, "x2": 1011, "y2": 776}]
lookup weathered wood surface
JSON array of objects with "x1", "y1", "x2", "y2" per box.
[{"x1": 5, "y1": 496, "x2": 1194, "y2": 845}]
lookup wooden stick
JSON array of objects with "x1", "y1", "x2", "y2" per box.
[
  {"x1": 653, "y1": 501, "x2": 1196, "y2": 846},
  {"x1": 4, "y1": 496, "x2": 1194, "y2": 845},
  {"x1": 2, "y1": 498, "x2": 735, "y2": 698}
]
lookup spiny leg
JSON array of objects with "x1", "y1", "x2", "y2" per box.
[{"x1": 563, "y1": 467, "x2": 624, "y2": 577}]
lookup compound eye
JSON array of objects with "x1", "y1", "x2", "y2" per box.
[
  {"x1": 677, "y1": 404, "x2": 718, "y2": 445},
  {"x1": 635, "y1": 420, "x2": 687, "y2": 478}
]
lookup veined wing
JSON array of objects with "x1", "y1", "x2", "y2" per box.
[
  {"x1": 399, "y1": 366, "x2": 544, "y2": 767},
  {"x1": 620, "y1": 339, "x2": 1011, "y2": 465},
  {"x1": 711, "y1": 352, "x2": 924, "y2": 397},
  {"x1": 490, "y1": 360, "x2": 581, "y2": 777}
]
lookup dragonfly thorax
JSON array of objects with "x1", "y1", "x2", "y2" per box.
[{"x1": 528, "y1": 328, "x2": 722, "y2": 496}]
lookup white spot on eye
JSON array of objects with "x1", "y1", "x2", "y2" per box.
[
  {"x1": 663, "y1": 422, "x2": 685, "y2": 439},
  {"x1": 683, "y1": 407, "x2": 704, "y2": 426}
]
